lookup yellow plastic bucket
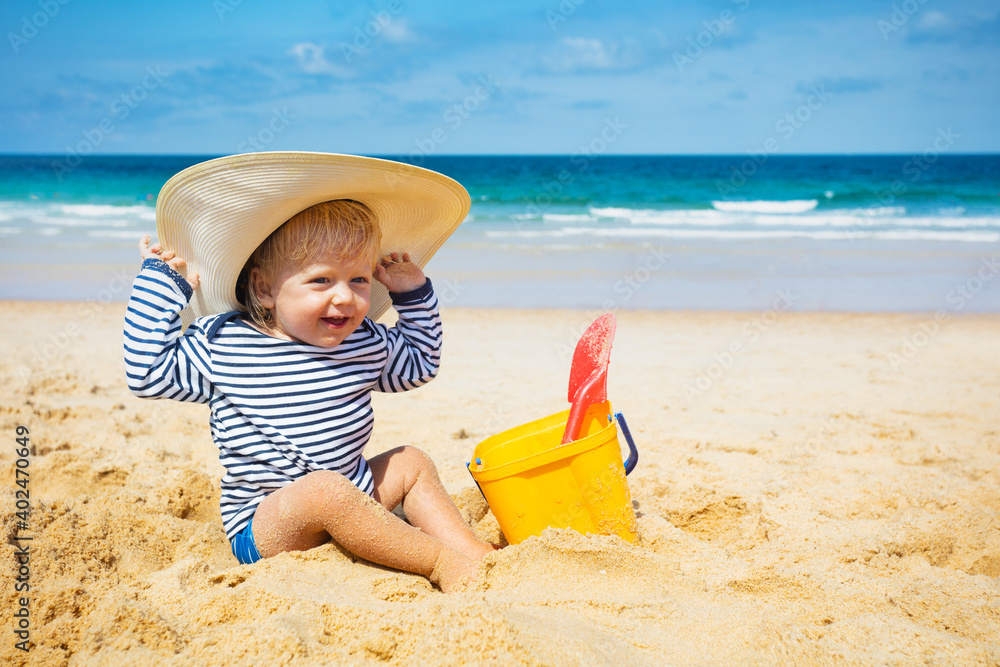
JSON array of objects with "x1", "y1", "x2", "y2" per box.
[{"x1": 468, "y1": 401, "x2": 639, "y2": 545}]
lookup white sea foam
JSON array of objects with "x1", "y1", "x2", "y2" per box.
[
  {"x1": 59, "y1": 204, "x2": 155, "y2": 219},
  {"x1": 590, "y1": 205, "x2": 911, "y2": 221},
  {"x1": 484, "y1": 226, "x2": 1000, "y2": 243},
  {"x1": 0, "y1": 202, "x2": 156, "y2": 234},
  {"x1": 852, "y1": 206, "x2": 906, "y2": 217},
  {"x1": 584, "y1": 206, "x2": 958, "y2": 230},
  {"x1": 542, "y1": 213, "x2": 595, "y2": 223},
  {"x1": 590, "y1": 207, "x2": 644, "y2": 219},
  {"x1": 937, "y1": 206, "x2": 966, "y2": 216},
  {"x1": 33, "y1": 216, "x2": 133, "y2": 228},
  {"x1": 87, "y1": 230, "x2": 152, "y2": 239},
  {"x1": 885, "y1": 216, "x2": 999, "y2": 229},
  {"x1": 591, "y1": 208, "x2": 725, "y2": 225},
  {"x1": 712, "y1": 200, "x2": 819, "y2": 214},
  {"x1": 0, "y1": 202, "x2": 154, "y2": 223}
]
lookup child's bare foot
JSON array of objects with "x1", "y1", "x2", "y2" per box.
[
  {"x1": 466, "y1": 541, "x2": 501, "y2": 561},
  {"x1": 429, "y1": 547, "x2": 480, "y2": 593}
]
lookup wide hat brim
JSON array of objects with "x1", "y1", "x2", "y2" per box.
[{"x1": 155, "y1": 152, "x2": 471, "y2": 322}]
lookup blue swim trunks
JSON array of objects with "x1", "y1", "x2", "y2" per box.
[{"x1": 230, "y1": 518, "x2": 262, "y2": 565}]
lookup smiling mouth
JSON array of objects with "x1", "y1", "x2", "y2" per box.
[{"x1": 321, "y1": 316, "x2": 350, "y2": 328}]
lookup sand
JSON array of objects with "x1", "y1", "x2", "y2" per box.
[{"x1": 1, "y1": 301, "x2": 998, "y2": 665}]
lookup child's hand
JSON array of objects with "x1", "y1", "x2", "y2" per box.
[
  {"x1": 374, "y1": 252, "x2": 426, "y2": 294},
  {"x1": 139, "y1": 234, "x2": 200, "y2": 291}
]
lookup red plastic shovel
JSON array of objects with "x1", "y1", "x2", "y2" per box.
[{"x1": 561, "y1": 313, "x2": 616, "y2": 444}]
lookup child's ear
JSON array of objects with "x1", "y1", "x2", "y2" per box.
[{"x1": 250, "y1": 268, "x2": 276, "y2": 309}]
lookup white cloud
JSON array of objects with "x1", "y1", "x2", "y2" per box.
[
  {"x1": 916, "y1": 11, "x2": 955, "y2": 33},
  {"x1": 541, "y1": 36, "x2": 645, "y2": 74},
  {"x1": 287, "y1": 42, "x2": 353, "y2": 77},
  {"x1": 564, "y1": 37, "x2": 614, "y2": 69},
  {"x1": 381, "y1": 18, "x2": 417, "y2": 44}
]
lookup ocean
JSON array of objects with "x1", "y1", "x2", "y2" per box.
[{"x1": 1, "y1": 154, "x2": 998, "y2": 311}]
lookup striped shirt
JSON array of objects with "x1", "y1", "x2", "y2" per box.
[{"x1": 123, "y1": 258, "x2": 442, "y2": 540}]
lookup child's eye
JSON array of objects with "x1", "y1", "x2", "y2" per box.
[
  {"x1": 311, "y1": 277, "x2": 329, "y2": 284},
  {"x1": 351, "y1": 276, "x2": 369, "y2": 284}
]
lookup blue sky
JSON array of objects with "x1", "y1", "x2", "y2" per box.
[{"x1": 2, "y1": 0, "x2": 999, "y2": 155}]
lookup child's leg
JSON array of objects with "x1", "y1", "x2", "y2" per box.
[
  {"x1": 367, "y1": 446, "x2": 496, "y2": 561},
  {"x1": 250, "y1": 470, "x2": 478, "y2": 592}
]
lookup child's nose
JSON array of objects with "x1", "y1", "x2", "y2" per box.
[{"x1": 330, "y1": 282, "x2": 354, "y2": 306}]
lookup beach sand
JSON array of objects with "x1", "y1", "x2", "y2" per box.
[{"x1": 1, "y1": 301, "x2": 998, "y2": 665}]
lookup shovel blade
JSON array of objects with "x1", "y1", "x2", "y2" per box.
[
  {"x1": 567, "y1": 313, "x2": 616, "y2": 404},
  {"x1": 562, "y1": 313, "x2": 617, "y2": 443}
]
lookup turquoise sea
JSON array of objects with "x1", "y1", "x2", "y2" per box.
[{"x1": 1, "y1": 154, "x2": 998, "y2": 311}]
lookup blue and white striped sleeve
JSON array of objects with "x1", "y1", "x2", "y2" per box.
[
  {"x1": 375, "y1": 279, "x2": 443, "y2": 393},
  {"x1": 123, "y1": 258, "x2": 214, "y2": 404}
]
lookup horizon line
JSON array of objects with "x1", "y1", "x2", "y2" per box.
[{"x1": 2, "y1": 151, "x2": 999, "y2": 159}]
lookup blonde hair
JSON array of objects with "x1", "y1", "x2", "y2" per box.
[{"x1": 238, "y1": 199, "x2": 381, "y2": 329}]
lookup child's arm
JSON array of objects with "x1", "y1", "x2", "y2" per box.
[
  {"x1": 372, "y1": 253, "x2": 442, "y2": 393},
  {"x1": 123, "y1": 235, "x2": 214, "y2": 403}
]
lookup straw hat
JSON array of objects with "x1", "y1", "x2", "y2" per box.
[{"x1": 155, "y1": 152, "x2": 470, "y2": 322}]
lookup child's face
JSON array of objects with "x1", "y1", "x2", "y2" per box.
[{"x1": 254, "y1": 248, "x2": 372, "y2": 348}]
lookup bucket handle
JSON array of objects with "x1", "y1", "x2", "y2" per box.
[
  {"x1": 612, "y1": 412, "x2": 639, "y2": 475},
  {"x1": 467, "y1": 463, "x2": 487, "y2": 501}
]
